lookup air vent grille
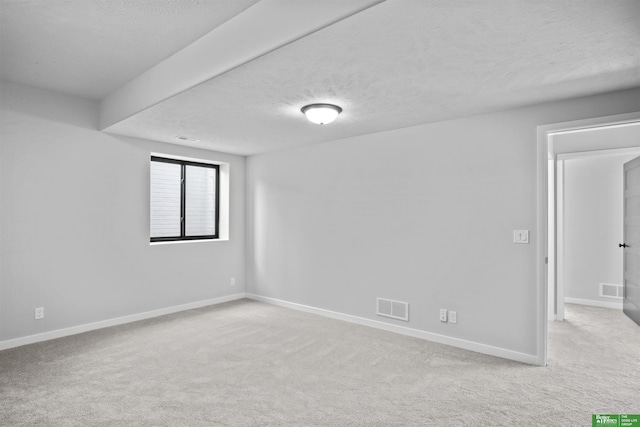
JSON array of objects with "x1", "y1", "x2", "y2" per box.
[
  {"x1": 376, "y1": 298, "x2": 409, "y2": 321},
  {"x1": 600, "y1": 283, "x2": 623, "y2": 299}
]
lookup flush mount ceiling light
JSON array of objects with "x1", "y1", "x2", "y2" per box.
[{"x1": 301, "y1": 103, "x2": 343, "y2": 125}]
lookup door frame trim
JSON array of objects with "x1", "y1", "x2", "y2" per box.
[{"x1": 536, "y1": 111, "x2": 640, "y2": 367}]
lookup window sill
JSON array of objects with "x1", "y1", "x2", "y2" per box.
[{"x1": 150, "y1": 238, "x2": 228, "y2": 246}]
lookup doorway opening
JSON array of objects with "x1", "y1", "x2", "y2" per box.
[
  {"x1": 551, "y1": 146, "x2": 639, "y2": 321},
  {"x1": 536, "y1": 112, "x2": 640, "y2": 367}
]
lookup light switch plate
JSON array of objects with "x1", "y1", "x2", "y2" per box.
[
  {"x1": 448, "y1": 311, "x2": 457, "y2": 324},
  {"x1": 513, "y1": 230, "x2": 529, "y2": 244}
]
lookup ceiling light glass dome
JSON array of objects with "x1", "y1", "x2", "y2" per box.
[{"x1": 301, "y1": 103, "x2": 342, "y2": 125}]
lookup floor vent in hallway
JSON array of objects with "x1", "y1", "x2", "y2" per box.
[{"x1": 600, "y1": 283, "x2": 623, "y2": 299}]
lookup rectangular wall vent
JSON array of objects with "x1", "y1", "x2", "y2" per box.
[
  {"x1": 600, "y1": 283, "x2": 623, "y2": 299},
  {"x1": 376, "y1": 298, "x2": 409, "y2": 321}
]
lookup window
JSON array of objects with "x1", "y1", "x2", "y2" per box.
[{"x1": 150, "y1": 156, "x2": 220, "y2": 242}]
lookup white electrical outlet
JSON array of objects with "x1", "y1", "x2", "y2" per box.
[
  {"x1": 439, "y1": 309, "x2": 448, "y2": 322},
  {"x1": 448, "y1": 311, "x2": 457, "y2": 324},
  {"x1": 35, "y1": 307, "x2": 44, "y2": 320},
  {"x1": 230, "y1": 277, "x2": 236, "y2": 286}
]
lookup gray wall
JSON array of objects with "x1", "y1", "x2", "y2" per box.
[
  {"x1": 0, "y1": 81, "x2": 245, "y2": 342},
  {"x1": 246, "y1": 88, "x2": 640, "y2": 357},
  {"x1": 2, "y1": 77, "x2": 639, "y2": 357},
  {"x1": 563, "y1": 152, "x2": 638, "y2": 305}
]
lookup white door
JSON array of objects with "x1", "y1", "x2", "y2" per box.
[{"x1": 623, "y1": 156, "x2": 640, "y2": 326}]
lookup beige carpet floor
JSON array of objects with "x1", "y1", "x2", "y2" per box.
[{"x1": 1, "y1": 300, "x2": 638, "y2": 426}]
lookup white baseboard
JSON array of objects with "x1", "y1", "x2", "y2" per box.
[
  {"x1": 564, "y1": 297, "x2": 623, "y2": 310},
  {"x1": 245, "y1": 293, "x2": 539, "y2": 366},
  {"x1": 2, "y1": 292, "x2": 542, "y2": 366},
  {"x1": 0, "y1": 293, "x2": 246, "y2": 351}
]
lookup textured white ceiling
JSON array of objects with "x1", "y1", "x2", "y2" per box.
[
  {"x1": 106, "y1": 0, "x2": 640, "y2": 155},
  {"x1": 0, "y1": 0, "x2": 259, "y2": 99},
  {"x1": 1, "y1": 0, "x2": 639, "y2": 155}
]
